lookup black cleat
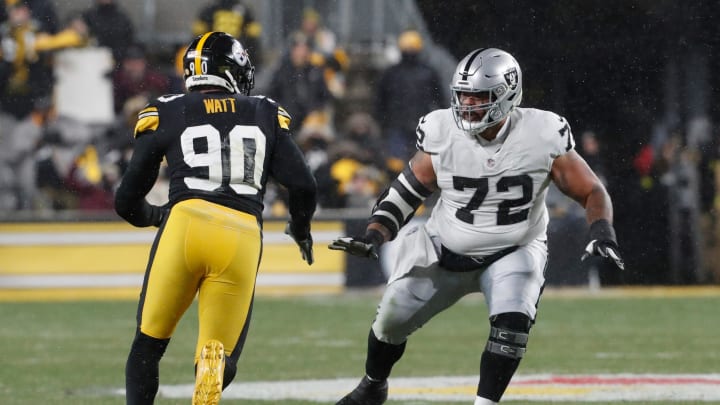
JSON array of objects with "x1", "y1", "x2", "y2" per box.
[{"x1": 336, "y1": 376, "x2": 388, "y2": 405}]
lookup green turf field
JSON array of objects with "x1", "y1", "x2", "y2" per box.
[{"x1": 0, "y1": 289, "x2": 718, "y2": 404}]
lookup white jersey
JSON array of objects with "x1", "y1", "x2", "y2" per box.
[{"x1": 418, "y1": 107, "x2": 575, "y2": 256}]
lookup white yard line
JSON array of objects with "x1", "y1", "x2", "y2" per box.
[{"x1": 108, "y1": 374, "x2": 720, "y2": 402}]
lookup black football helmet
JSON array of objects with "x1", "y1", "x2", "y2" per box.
[{"x1": 183, "y1": 32, "x2": 255, "y2": 95}]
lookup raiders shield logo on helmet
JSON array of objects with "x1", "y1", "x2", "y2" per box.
[{"x1": 504, "y1": 68, "x2": 518, "y2": 90}]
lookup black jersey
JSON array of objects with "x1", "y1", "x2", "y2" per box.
[{"x1": 115, "y1": 91, "x2": 316, "y2": 227}]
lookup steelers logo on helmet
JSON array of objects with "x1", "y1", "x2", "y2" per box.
[{"x1": 231, "y1": 41, "x2": 249, "y2": 66}]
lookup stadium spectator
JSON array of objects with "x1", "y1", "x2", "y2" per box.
[
  {"x1": 335, "y1": 161, "x2": 386, "y2": 209},
  {"x1": 33, "y1": 13, "x2": 89, "y2": 52},
  {"x1": 0, "y1": 1, "x2": 54, "y2": 119},
  {"x1": 0, "y1": 0, "x2": 59, "y2": 33},
  {"x1": 579, "y1": 130, "x2": 609, "y2": 187},
  {"x1": 295, "y1": 7, "x2": 349, "y2": 99},
  {"x1": 97, "y1": 94, "x2": 149, "y2": 191},
  {"x1": 338, "y1": 111, "x2": 387, "y2": 173},
  {"x1": 81, "y1": 0, "x2": 135, "y2": 67},
  {"x1": 295, "y1": 121, "x2": 343, "y2": 208},
  {"x1": 111, "y1": 44, "x2": 170, "y2": 114},
  {"x1": 265, "y1": 32, "x2": 332, "y2": 133},
  {"x1": 7, "y1": 96, "x2": 93, "y2": 210},
  {"x1": 318, "y1": 112, "x2": 390, "y2": 209},
  {"x1": 63, "y1": 144, "x2": 115, "y2": 211},
  {"x1": 374, "y1": 30, "x2": 443, "y2": 165},
  {"x1": 192, "y1": 0, "x2": 262, "y2": 67}
]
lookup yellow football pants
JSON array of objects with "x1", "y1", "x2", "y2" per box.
[{"x1": 137, "y1": 198, "x2": 261, "y2": 361}]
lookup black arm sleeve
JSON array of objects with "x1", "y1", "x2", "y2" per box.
[
  {"x1": 114, "y1": 135, "x2": 164, "y2": 227},
  {"x1": 270, "y1": 133, "x2": 317, "y2": 238}
]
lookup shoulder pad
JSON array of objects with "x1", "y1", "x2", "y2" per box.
[
  {"x1": 134, "y1": 101, "x2": 160, "y2": 138},
  {"x1": 277, "y1": 105, "x2": 292, "y2": 130},
  {"x1": 416, "y1": 109, "x2": 452, "y2": 154},
  {"x1": 250, "y1": 95, "x2": 292, "y2": 131},
  {"x1": 555, "y1": 114, "x2": 575, "y2": 153},
  {"x1": 520, "y1": 108, "x2": 575, "y2": 155}
]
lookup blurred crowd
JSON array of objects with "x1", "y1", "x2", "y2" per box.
[
  {"x1": 0, "y1": 0, "x2": 443, "y2": 218},
  {"x1": 0, "y1": 0, "x2": 155, "y2": 212},
  {"x1": 0, "y1": 0, "x2": 717, "y2": 284}
]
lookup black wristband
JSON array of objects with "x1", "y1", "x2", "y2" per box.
[
  {"x1": 365, "y1": 229, "x2": 385, "y2": 249},
  {"x1": 588, "y1": 219, "x2": 617, "y2": 244}
]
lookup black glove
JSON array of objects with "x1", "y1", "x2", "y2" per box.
[
  {"x1": 328, "y1": 229, "x2": 384, "y2": 260},
  {"x1": 581, "y1": 219, "x2": 624, "y2": 270},
  {"x1": 285, "y1": 221, "x2": 314, "y2": 265}
]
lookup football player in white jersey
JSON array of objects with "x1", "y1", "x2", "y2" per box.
[{"x1": 329, "y1": 48, "x2": 623, "y2": 405}]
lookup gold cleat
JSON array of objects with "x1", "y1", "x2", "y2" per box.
[{"x1": 192, "y1": 340, "x2": 225, "y2": 405}]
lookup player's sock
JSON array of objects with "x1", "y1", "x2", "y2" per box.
[
  {"x1": 125, "y1": 331, "x2": 170, "y2": 405},
  {"x1": 477, "y1": 350, "x2": 520, "y2": 402},
  {"x1": 365, "y1": 329, "x2": 406, "y2": 380}
]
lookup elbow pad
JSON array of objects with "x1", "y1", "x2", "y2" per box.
[{"x1": 369, "y1": 166, "x2": 432, "y2": 240}]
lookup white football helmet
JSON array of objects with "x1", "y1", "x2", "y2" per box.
[{"x1": 450, "y1": 48, "x2": 522, "y2": 136}]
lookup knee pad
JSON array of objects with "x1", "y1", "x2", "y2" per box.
[{"x1": 485, "y1": 312, "x2": 532, "y2": 360}]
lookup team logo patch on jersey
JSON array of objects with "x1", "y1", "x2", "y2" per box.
[
  {"x1": 134, "y1": 107, "x2": 159, "y2": 136},
  {"x1": 504, "y1": 68, "x2": 518, "y2": 90}
]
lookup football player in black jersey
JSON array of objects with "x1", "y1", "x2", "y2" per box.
[{"x1": 115, "y1": 32, "x2": 317, "y2": 405}]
